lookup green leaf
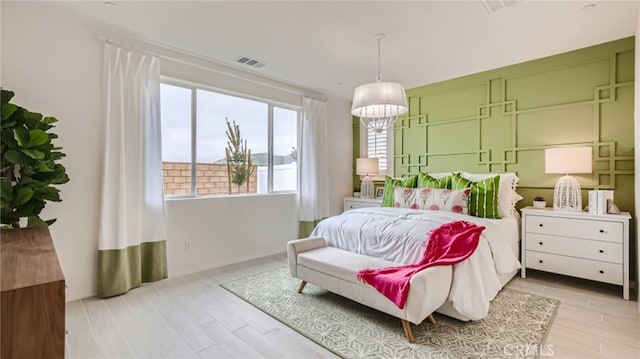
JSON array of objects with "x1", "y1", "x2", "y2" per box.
[
  {"x1": 21, "y1": 149, "x2": 45, "y2": 160},
  {"x1": 22, "y1": 111, "x2": 43, "y2": 129},
  {"x1": 27, "y1": 216, "x2": 47, "y2": 227},
  {"x1": 0, "y1": 89, "x2": 15, "y2": 106},
  {"x1": 39, "y1": 187, "x2": 61, "y2": 202},
  {"x1": 4, "y1": 150, "x2": 31, "y2": 165},
  {"x1": 13, "y1": 199, "x2": 45, "y2": 218},
  {"x1": 14, "y1": 187, "x2": 33, "y2": 205},
  {"x1": 38, "y1": 163, "x2": 54, "y2": 172},
  {"x1": 13, "y1": 128, "x2": 29, "y2": 146},
  {"x1": 26, "y1": 129, "x2": 49, "y2": 148},
  {"x1": 0, "y1": 180, "x2": 12, "y2": 201},
  {"x1": 1, "y1": 103, "x2": 17, "y2": 121},
  {"x1": 44, "y1": 218, "x2": 57, "y2": 226},
  {"x1": 42, "y1": 117, "x2": 58, "y2": 125}
]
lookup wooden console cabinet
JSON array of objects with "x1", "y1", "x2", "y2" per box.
[{"x1": 1, "y1": 227, "x2": 65, "y2": 359}]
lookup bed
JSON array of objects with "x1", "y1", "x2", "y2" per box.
[{"x1": 310, "y1": 171, "x2": 523, "y2": 321}]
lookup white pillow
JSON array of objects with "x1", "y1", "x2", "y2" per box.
[
  {"x1": 393, "y1": 186, "x2": 470, "y2": 214},
  {"x1": 460, "y1": 172, "x2": 522, "y2": 218}
]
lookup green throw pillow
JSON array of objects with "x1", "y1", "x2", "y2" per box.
[
  {"x1": 417, "y1": 172, "x2": 450, "y2": 189},
  {"x1": 382, "y1": 175, "x2": 417, "y2": 207},
  {"x1": 459, "y1": 175, "x2": 500, "y2": 219},
  {"x1": 449, "y1": 172, "x2": 471, "y2": 190}
]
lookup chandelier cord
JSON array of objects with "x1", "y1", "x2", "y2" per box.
[{"x1": 375, "y1": 34, "x2": 384, "y2": 82}]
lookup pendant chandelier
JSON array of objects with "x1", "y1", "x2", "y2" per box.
[{"x1": 351, "y1": 33, "x2": 408, "y2": 133}]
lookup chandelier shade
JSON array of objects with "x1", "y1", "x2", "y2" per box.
[{"x1": 351, "y1": 82, "x2": 408, "y2": 119}]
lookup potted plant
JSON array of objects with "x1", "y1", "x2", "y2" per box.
[
  {"x1": 353, "y1": 186, "x2": 361, "y2": 198},
  {"x1": 533, "y1": 196, "x2": 546, "y2": 209},
  {"x1": 1, "y1": 89, "x2": 69, "y2": 228}
]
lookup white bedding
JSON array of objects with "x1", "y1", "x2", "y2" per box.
[{"x1": 310, "y1": 207, "x2": 521, "y2": 320}]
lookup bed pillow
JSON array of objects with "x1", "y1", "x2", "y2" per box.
[
  {"x1": 460, "y1": 172, "x2": 522, "y2": 218},
  {"x1": 381, "y1": 175, "x2": 418, "y2": 207},
  {"x1": 393, "y1": 187, "x2": 470, "y2": 214},
  {"x1": 451, "y1": 175, "x2": 501, "y2": 219},
  {"x1": 417, "y1": 172, "x2": 449, "y2": 188}
]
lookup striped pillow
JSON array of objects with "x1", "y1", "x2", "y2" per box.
[
  {"x1": 417, "y1": 172, "x2": 449, "y2": 188},
  {"x1": 381, "y1": 175, "x2": 418, "y2": 207},
  {"x1": 451, "y1": 173, "x2": 500, "y2": 219}
]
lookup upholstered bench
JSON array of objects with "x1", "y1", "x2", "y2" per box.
[{"x1": 287, "y1": 237, "x2": 452, "y2": 343}]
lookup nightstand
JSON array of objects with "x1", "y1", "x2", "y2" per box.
[
  {"x1": 343, "y1": 197, "x2": 382, "y2": 212},
  {"x1": 520, "y1": 207, "x2": 631, "y2": 300}
]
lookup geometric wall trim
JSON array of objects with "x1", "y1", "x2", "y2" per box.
[{"x1": 391, "y1": 37, "x2": 635, "y2": 214}]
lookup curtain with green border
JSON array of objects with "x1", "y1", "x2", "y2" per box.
[
  {"x1": 98, "y1": 43, "x2": 167, "y2": 297},
  {"x1": 298, "y1": 97, "x2": 330, "y2": 237}
]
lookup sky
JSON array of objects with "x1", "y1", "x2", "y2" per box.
[{"x1": 160, "y1": 83, "x2": 297, "y2": 163}]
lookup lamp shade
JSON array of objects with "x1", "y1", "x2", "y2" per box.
[
  {"x1": 351, "y1": 82, "x2": 408, "y2": 119},
  {"x1": 545, "y1": 147, "x2": 592, "y2": 174},
  {"x1": 356, "y1": 158, "x2": 379, "y2": 176}
]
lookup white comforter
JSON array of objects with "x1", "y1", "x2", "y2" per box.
[{"x1": 310, "y1": 207, "x2": 521, "y2": 320}]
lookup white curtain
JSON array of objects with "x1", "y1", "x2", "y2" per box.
[
  {"x1": 298, "y1": 97, "x2": 330, "y2": 237},
  {"x1": 98, "y1": 43, "x2": 167, "y2": 297}
]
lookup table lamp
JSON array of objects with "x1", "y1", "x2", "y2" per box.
[
  {"x1": 356, "y1": 158, "x2": 379, "y2": 199},
  {"x1": 545, "y1": 147, "x2": 592, "y2": 211}
]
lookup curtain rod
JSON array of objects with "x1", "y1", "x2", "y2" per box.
[{"x1": 97, "y1": 35, "x2": 326, "y2": 100}]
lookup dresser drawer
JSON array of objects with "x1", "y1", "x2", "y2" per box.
[
  {"x1": 525, "y1": 215, "x2": 622, "y2": 243},
  {"x1": 525, "y1": 233, "x2": 622, "y2": 264},
  {"x1": 525, "y1": 251, "x2": 622, "y2": 285},
  {"x1": 343, "y1": 198, "x2": 382, "y2": 211}
]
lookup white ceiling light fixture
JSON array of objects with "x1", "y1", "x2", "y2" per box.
[{"x1": 351, "y1": 33, "x2": 408, "y2": 134}]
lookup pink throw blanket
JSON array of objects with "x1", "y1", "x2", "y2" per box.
[{"x1": 357, "y1": 220, "x2": 485, "y2": 309}]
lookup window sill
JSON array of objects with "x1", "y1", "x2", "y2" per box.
[{"x1": 164, "y1": 191, "x2": 297, "y2": 202}]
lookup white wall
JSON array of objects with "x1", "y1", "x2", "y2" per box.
[{"x1": 1, "y1": 2, "x2": 351, "y2": 300}]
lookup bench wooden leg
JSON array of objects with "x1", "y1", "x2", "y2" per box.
[
  {"x1": 401, "y1": 320, "x2": 414, "y2": 343},
  {"x1": 297, "y1": 280, "x2": 307, "y2": 293},
  {"x1": 401, "y1": 314, "x2": 436, "y2": 343}
]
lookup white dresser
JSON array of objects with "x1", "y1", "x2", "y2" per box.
[
  {"x1": 521, "y1": 207, "x2": 630, "y2": 299},
  {"x1": 343, "y1": 197, "x2": 382, "y2": 212}
]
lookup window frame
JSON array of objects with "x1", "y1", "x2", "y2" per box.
[
  {"x1": 359, "y1": 121, "x2": 394, "y2": 181},
  {"x1": 161, "y1": 77, "x2": 301, "y2": 198}
]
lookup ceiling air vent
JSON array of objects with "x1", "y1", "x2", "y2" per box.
[
  {"x1": 234, "y1": 56, "x2": 266, "y2": 69},
  {"x1": 481, "y1": 0, "x2": 521, "y2": 13}
]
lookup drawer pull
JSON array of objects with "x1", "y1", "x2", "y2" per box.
[
  {"x1": 599, "y1": 229, "x2": 604, "y2": 233},
  {"x1": 599, "y1": 249, "x2": 604, "y2": 253},
  {"x1": 538, "y1": 224, "x2": 544, "y2": 227},
  {"x1": 539, "y1": 260, "x2": 543, "y2": 264},
  {"x1": 599, "y1": 270, "x2": 604, "y2": 274},
  {"x1": 538, "y1": 241, "x2": 543, "y2": 245}
]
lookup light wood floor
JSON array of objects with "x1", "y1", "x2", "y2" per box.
[{"x1": 66, "y1": 253, "x2": 640, "y2": 358}]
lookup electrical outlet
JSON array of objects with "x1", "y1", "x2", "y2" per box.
[{"x1": 184, "y1": 241, "x2": 191, "y2": 251}]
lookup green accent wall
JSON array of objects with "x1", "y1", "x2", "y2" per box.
[{"x1": 356, "y1": 37, "x2": 634, "y2": 218}]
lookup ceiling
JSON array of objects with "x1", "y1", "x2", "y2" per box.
[{"x1": 54, "y1": 1, "x2": 638, "y2": 100}]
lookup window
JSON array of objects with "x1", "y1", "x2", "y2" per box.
[
  {"x1": 160, "y1": 81, "x2": 299, "y2": 197},
  {"x1": 360, "y1": 120, "x2": 394, "y2": 178}
]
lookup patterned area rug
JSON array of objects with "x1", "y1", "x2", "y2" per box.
[{"x1": 221, "y1": 267, "x2": 559, "y2": 359}]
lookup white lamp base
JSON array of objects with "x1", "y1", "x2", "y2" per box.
[
  {"x1": 553, "y1": 175, "x2": 582, "y2": 211},
  {"x1": 361, "y1": 175, "x2": 374, "y2": 199}
]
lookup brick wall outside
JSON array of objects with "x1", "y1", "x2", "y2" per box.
[{"x1": 163, "y1": 162, "x2": 258, "y2": 196}]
